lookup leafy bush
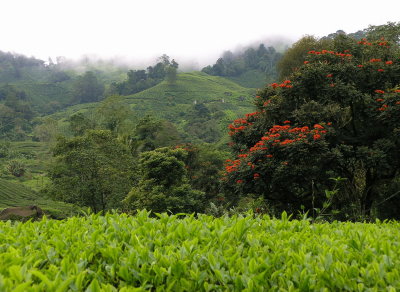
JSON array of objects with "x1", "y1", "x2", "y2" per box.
[
  {"x1": 0, "y1": 141, "x2": 10, "y2": 158},
  {"x1": 6, "y1": 160, "x2": 26, "y2": 177}
]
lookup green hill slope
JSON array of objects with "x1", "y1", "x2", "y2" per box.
[
  {"x1": 125, "y1": 72, "x2": 256, "y2": 143},
  {"x1": 0, "y1": 178, "x2": 78, "y2": 219},
  {"x1": 12, "y1": 82, "x2": 74, "y2": 112},
  {"x1": 49, "y1": 72, "x2": 257, "y2": 144}
]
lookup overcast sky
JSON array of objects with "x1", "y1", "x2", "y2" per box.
[{"x1": 1, "y1": 0, "x2": 399, "y2": 66}]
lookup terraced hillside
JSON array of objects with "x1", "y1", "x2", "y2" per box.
[
  {"x1": 49, "y1": 72, "x2": 258, "y2": 144},
  {"x1": 0, "y1": 178, "x2": 78, "y2": 219}
]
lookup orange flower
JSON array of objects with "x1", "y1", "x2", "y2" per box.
[
  {"x1": 386, "y1": 61, "x2": 393, "y2": 65},
  {"x1": 374, "y1": 90, "x2": 385, "y2": 94},
  {"x1": 313, "y1": 124, "x2": 324, "y2": 129},
  {"x1": 326, "y1": 74, "x2": 333, "y2": 78},
  {"x1": 283, "y1": 120, "x2": 291, "y2": 124},
  {"x1": 304, "y1": 61, "x2": 309, "y2": 64},
  {"x1": 357, "y1": 65, "x2": 363, "y2": 68},
  {"x1": 313, "y1": 134, "x2": 321, "y2": 140},
  {"x1": 378, "y1": 69, "x2": 384, "y2": 72},
  {"x1": 376, "y1": 98, "x2": 384, "y2": 102}
]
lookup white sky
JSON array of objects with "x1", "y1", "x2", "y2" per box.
[{"x1": 1, "y1": 0, "x2": 399, "y2": 66}]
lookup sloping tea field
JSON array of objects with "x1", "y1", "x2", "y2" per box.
[{"x1": 0, "y1": 211, "x2": 399, "y2": 291}]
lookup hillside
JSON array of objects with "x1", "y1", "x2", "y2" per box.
[
  {"x1": 126, "y1": 72, "x2": 256, "y2": 144},
  {"x1": 0, "y1": 178, "x2": 78, "y2": 218},
  {"x1": 49, "y1": 72, "x2": 258, "y2": 144}
]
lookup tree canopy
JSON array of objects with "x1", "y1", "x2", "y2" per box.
[{"x1": 47, "y1": 130, "x2": 135, "y2": 213}]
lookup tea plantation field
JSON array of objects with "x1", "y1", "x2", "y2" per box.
[{"x1": 0, "y1": 211, "x2": 399, "y2": 291}]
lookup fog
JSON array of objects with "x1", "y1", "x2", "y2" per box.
[{"x1": 1, "y1": 0, "x2": 399, "y2": 71}]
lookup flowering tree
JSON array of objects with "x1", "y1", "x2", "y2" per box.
[{"x1": 224, "y1": 35, "x2": 400, "y2": 218}]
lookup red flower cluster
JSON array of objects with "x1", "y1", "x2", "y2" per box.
[
  {"x1": 326, "y1": 74, "x2": 333, "y2": 78},
  {"x1": 263, "y1": 99, "x2": 272, "y2": 107},
  {"x1": 225, "y1": 159, "x2": 241, "y2": 173},
  {"x1": 358, "y1": 39, "x2": 372, "y2": 46},
  {"x1": 228, "y1": 112, "x2": 260, "y2": 136},
  {"x1": 308, "y1": 50, "x2": 352, "y2": 57},
  {"x1": 270, "y1": 80, "x2": 292, "y2": 89},
  {"x1": 378, "y1": 69, "x2": 385, "y2": 72},
  {"x1": 375, "y1": 90, "x2": 385, "y2": 94},
  {"x1": 386, "y1": 61, "x2": 393, "y2": 65},
  {"x1": 369, "y1": 58, "x2": 382, "y2": 63},
  {"x1": 378, "y1": 104, "x2": 388, "y2": 111}
]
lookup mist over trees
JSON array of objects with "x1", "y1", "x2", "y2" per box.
[
  {"x1": 109, "y1": 55, "x2": 179, "y2": 95},
  {"x1": 202, "y1": 44, "x2": 283, "y2": 87}
]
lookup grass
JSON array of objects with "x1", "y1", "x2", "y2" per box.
[
  {"x1": 1, "y1": 141, "x2": 53, "y2": 190},
  {"x1": 0, "y1": 211, "x2": 399, "y2": 291},
  {"x1": 226, "y1": 69, "x2": 270, "y2": 89},
  {"x1": 0, "y1": 178, "x2": 78, "y2": 219}
]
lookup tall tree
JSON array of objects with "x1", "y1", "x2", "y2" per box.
[
  {"x1": 47, "y1": 130, "x2": 135, "y2": 213},
  {"x1": 73, "y1": 71, "x2": 104, "y2": 103},
  {"x1": 124, "y1": 147, "x2": 204, "y2": 213}
]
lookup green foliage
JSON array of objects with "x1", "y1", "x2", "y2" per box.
[
  {"x1": 5, "y1": 160, "x2": 26, "y2": 177},
  {"x1": 178, "y1": 144, "x2": 227, "y2": 201},
  {"x1": 1, "y1": 212, "x2": 400, "y2": 290},
  {"x1": 277, "y1": 35, "x2": 333, "y2": 79},
  {"x1": 128, "y1": 116, "x2": 182, "y2": 155},
  {"x1": 0, "y1": 141, "x2": 10, "y2": 158},
  {"x1": 47, "y1": 130, "x2": 135, "y2": 212},
  {"x1": 68, "y1": 113, "x2": 97, "y2": 136},
  {"x1": 124, "y1": 147, "x2": 204, "y2": 213},
  {"x1": 366, "y1": 21, "x2": 400, "y2": 43},
  {"x1": 110, "y1": 55, "x2": 179, "y2": 95},
  {"x1": 0, "y1": 85, "x2": 35, "y2": 140},
  {"x1": 95, "y1": 95, "x2": 134, "y2": 134},
  {"x1": 202, "y1": 44, "x2": 282, "y2": 88},
  {"x1": 165, "y1": 65, "x2": 178, "y2": 85},
  {"x1": 32, "y1": 118, "x2": 59, "y2": 142},
  {"x1": 73, "y1": 71, "x2": 104, "y2": 103},
  {"x1": 225, "y1": 32, "x2": 400, "y2": 219}
]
